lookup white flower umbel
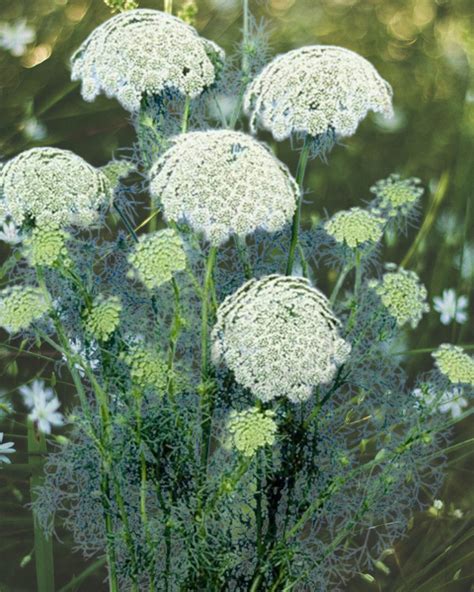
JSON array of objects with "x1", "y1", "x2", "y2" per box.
[
  {"x1": 433, "y1": 289, "x2": 468, "y2": 325},
  {"x1": 71, "y1": 9, "x2": 224, "y2": 112},
  {"x1": 0, "y1": 148, "x2": 112, "y2": 228},
  {"x1": 212, "y1": 275, "x2": 351, "y2": 403},
  {"x1": 149, "y1": 130, "x2": 299, "y2": 245},
  {"x1": 29, "y1": 391, "x2": 64, "y2": 435},
  {"x1": 244, "y1": 45, "x2": 393, "y2": 144},
  {"x1": 19, "y1": 379, "x2": 55, "y2": 409},
  {"x1": 0, "y1": 432, "x2": 15, "y2": 465}
]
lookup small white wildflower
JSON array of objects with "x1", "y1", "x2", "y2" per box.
[
  {"x1": 0, "y1": 147, "x2": 112, "y2": 228},
  {"x1": 149, "y1": 130, "x2": 298, "y2": 245},
  {"x1": 29, "y1": 392, "x2": 64, "y2": 435},
  {"x1": 432, "y1": 344, "x2": 474, "y2": 386},
  {"x1": 0, "y1": 19, "x2": 35, "y2": 57},
  {"x1": 212, "y1": 275, "x2": 351, "y2": 403},
  {"x1": 63, "y1": 338, "x2": 100, "y2": 376},
  {"x1": 451, "y1": 508, "x2": 463, "y2": 519},
  {"x1": 244, "y1": 45, "x2": 392, "y2": 143},
  {"x1": 433, "y1": 499, "x2": 444, "y2": 510},
  {"x1": 19, "y1": 379, "x2": 54, "y2": 409},
  {"x1": 71, "y1": 9, "x2": 224, "y2": 112},
  {"x1": 369, "y1": 267, "x2": 429, "y2": 329},
  {"x1": 456, "y1": 243, "x2": 474, "y2": 281},
  {"x1": 22, "y1": 117, "x2": 47, "y2": 141},
  {"x1": 438, "y1": 387, "x2": 468, "y2": 419},
  {"x1": 433, "y1": 289, "x2": 468, "y2": 325},
  {"x1": 0, "y1": 221, "x2": 23, "y2": 245},
  {"x1": 0, "y1": 432, "x2": 15, "y2": 464}
]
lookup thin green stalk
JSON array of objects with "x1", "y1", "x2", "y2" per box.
[
  {"x1": 181, "y1": 95, "x2": 191, "y2": 133},
  {"x1": 286, "y1": 137, "x2": 311, "y2": 276},
  {"x1": 167, "y1": 278, "x2": 182, "y2": 398},
  {"x1": 28, "y1": 421, "x2": 55, "y2": 592},
  {"x1": 235, "y1": 235, "x2": 252, "y2": 279},
  {"x1": 329, "y1": 263, "x2": 353, "y2": 305},
  {"x1": 58, "y1": 557, "x2": 106, "y2": 592},
  {"x1": 199, "y1": 246, "x2": 218, "y2": 472},
  {"x1": 113, "y1": 203, "x2": 139, "y2": 243},
  {"x1": 164, "y1": 0, "x2": 173, "y2": 14}
]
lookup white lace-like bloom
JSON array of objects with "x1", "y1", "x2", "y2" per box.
[
  {"x1": 432, "y1": 344, "x2": 474, "y2": 386},
  {"x1": 433, "y1": 289, "x2": 468, "y2": 325},
  {"x1": 0, "y1": 19, "x2": 35, "y2": 57},
  {"x1": 29, "y1": 392, "x2": 64, "y2": 435},
  {"x1": 226, "y1": 408, "x2": 278, "y2": 457},
  {"x1": 149, "y1": 131, "x2": 299, "y2": 245},
  {"x1": 0, "y1": 432, "x2": 15, "y2": 464},
  {"x1": 71, "y1": 9, "x2": 224, "y2": 112},
  {"x1": 369, "y1": 267, "x2": 429, "y2": 329},
  {"x1": 212, "y1": 275, "x2": 351, "y2": 403},
  {"x1": 324, "y1": 208, "x2": 384, "y2": 249},
  {"x1": 244, "y1": 45, "x2": 393, "y2": 143},
  {"x1": 0, "y1": 148, "x2": 112, "y2": 228},
  {"x1": 370, "y1": 174, "x2": 423, "y2": 218},
  {"x1": 19, "y1": 379, "x2": 54, "y2": 409},
  {"x1": 0, "y1": 286, "x2": 50, "y2": 334}
]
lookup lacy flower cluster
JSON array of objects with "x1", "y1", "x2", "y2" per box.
[
  {"x1": 0, "y1": 147, "x2": 112, "y2": 228},
  {"x1": 0, "y1": 286, "x2": 49, "y2": 334},
  {"x1": 226, "y1": 407, "x2": 278, "y2": 457},
  {"x1": 370, "y1": 266, "x2": 429, "y2": 328},
  {"x1": 212, "y1": 275, "x2": 351, "y2": 403},
  {"x1": 324, "y1": 207, "x2": 385, "y2": 249},
  {"x1": 150, "y1": 130, "x2": 299, "y2": 245},
  {"x1": 432, "y1": 344, "x2": 474, "y2": 386},
  {"x1": 244, "y1": 45, "x2": 393, "y2": 144},
  {"x1": 71, "y1": 9, "x2": 224, "y2": 111}
]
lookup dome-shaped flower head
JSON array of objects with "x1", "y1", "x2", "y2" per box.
[
  {"x1": 84, "y1": 295, "x2": 122, "y2": 342},
  {"x1": 0, "y1": 148, "x2": 112, "y2": 228},
  {"x1": 226, "y1": 407, "x2": 278, "y2": 457},
  {"x1": 121, "y1": 346, "x2": 168, "y2": 392},
  {"x1": 370, "y1": 174, "x2": 423, "y2": 218},
  {"x1": 244, "y1": 45, "x2": 393, "y2": 147},
  {"x1": 127, "y1": 228, "x2": 186, "y2": 290},
  {"x1": 212, "y1": 275, "x2": 351, "y2": 403},
  {"x1": 23, "y1": 224, "x2": 70, "y2": 268},
  {"x1": 432, "y1": 344, "x2": 474, "y2": 386},
  {"x1": 369, "y1": 267, "x2": 429, "y2": 329},
  {"x1": 324, "y1": 207, "x2": 385, "y2": 249},
  {"x1": 71, "y1": 9, "x2": 224, "y2": 112},
  {"x1": 0, "y1": 286, "x2": 50, "y2": 334},
  {"x1": 149, "y1": 130, "x2": 299, "y2": 245}
]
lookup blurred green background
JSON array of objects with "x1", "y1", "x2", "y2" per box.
[{"x1": 0, "y1": 0, "x2": 473, "y2": 590}]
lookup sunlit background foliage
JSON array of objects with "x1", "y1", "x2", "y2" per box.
[{"x1": 0, "y1": 0, "x2": 472, "y2": 590}]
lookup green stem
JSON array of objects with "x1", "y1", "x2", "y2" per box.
[
  {"x1": 164, "y1": 0, "x2": 173, "y2": 14},
  {"x1": 167, "y1": 278, "x2": 182, "y2": 398},
  {"x1": 181, "y1": 95, "x2": 191, "y2": 133},
  {"x1": 28, "y1": 421, "x2": 55, "y2": 592},
  {"x1": 113, "y1": 203, "x2": 139, "y2": 243},
  {"x1": 286, "y1": 137, "x2": 311, "y2": 276},
  {"x1": 235, "y1": 235, "x2": 252, "y2": 279},
  {"x1": 329, "y1": 263, "x2": 353, "y2": 305},
  {"x1": 199, "y1": 245, "x2": 218, "y2": 472}
]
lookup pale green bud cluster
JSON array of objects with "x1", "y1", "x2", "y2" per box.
[
  {"x1": 103, "y1": 0, "x2": 138, "y2": 13},
  {"x1": 121, "y1": 347, "x2": 168, "y2": 392},
  {"x1": 71, "y1": 9, "x2": 224, "y2": 112},
  {"x1": 226, "y1": 407, "x2": 277, "y2": 457},
  {"x1": 23, "y1": 225, "x2": 70, "y2": 268},
  {"x1": 369, "y1": 267, "x2": 429, "y2": 329},
  {"x1": 150, "y1": 131, "x2": 298, "y2": 245},
  {"x1": 177, "y1": 0, "x2": 198, "y2": 26},
  {"x1": 0, "y1": 286, "x2": 50, "y2": 333},
  {"x1": 127, "y1": 229, "x2": 186, "y2": 290},
  {"x1": 0, "y1": 148, "x2": 112, "y2": 228},
  {"x1": 324, "y1": 207, "x2": 384, "y2": 249},
  {"x1": 84, "y1": 296, "x2": 122, "y2": 341},
  {"x1": 432, "y1": 344, "x2": 474, "y2": 386},
  {"x1": 244, "y1": 45, "x2": 393, "y2": 142},
  {"x1": 371, "y1": 174, "x2": 423, "y2": 217},
  {"x1": 212, "y1": 275, "x2": 351, "y2": 403}
]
